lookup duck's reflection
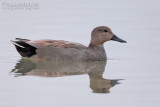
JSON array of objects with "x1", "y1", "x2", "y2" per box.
[{"x1": 11, "y1": 59, "x2": 122, "y2": 93}]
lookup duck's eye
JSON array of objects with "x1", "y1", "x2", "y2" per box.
[{"x1": 104, "y1": 29, "x2": 108, "y2": 32}]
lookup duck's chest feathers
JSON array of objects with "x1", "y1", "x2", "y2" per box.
[{"x1": 90, "y1": 46, "x2": 107, "y2": 60}]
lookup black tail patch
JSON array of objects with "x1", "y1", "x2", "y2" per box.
[{"x1": 13, "y1": 41, "x2": 37, "y2": 57}]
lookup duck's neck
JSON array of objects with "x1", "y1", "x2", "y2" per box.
[{"x1": 88, "y1": 44, "x2": 107, "y2": 60}]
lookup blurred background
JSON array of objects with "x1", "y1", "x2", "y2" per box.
[{"x1": 0, "y1": 0, "x2": 160, "y2": 107}]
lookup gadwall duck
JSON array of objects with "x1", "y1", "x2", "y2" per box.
[{"x1": 11, "y1": 26, "x2": 126, "y2": 61}]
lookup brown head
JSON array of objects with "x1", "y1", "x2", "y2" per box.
[{"x1": 89, "y1": 26, "x2": 126, "y2": 46}]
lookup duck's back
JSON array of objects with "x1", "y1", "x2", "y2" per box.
[{"x1": 27, "y1": 39, "x2": 87, "y2": 49}]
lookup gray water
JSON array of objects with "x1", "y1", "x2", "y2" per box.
[{"x1": 0, "y1": 0, "x2": 160, "y2": 107}]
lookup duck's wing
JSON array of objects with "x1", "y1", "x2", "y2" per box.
[
  {"x1": 26, "y1": 39, "x2": 87, "y2": 49},
  {"x1": 11, "y1": 39, "x2": 87, "y2": 58}
]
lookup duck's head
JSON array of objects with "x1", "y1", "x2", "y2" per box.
[{"x1": 90, "y1": 26, "x2": 127, "y2": 46}]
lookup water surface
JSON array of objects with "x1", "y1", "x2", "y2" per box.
[{"x1": 0, "y1": 0, "x2": 160, "y2": 107}]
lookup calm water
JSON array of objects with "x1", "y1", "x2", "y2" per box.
[{"x1": 0, "y1": 0, "x2": 160, "y2": 107}]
